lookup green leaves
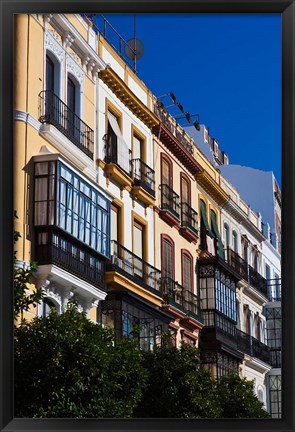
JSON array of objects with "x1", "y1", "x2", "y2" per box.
[{"x1": 14, "y1": 304, "x2": 146, "y2": 418}]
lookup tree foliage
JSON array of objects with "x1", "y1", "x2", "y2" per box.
[
  {"x1": 14, "y1": 304, "x2": 147, "y2": 418},
  {"x1": 216, "y1": 372, "x2": 269, "y2": 418},
  {"x1": 14, "y1": 211, "x2": 44, "y2": 319}
]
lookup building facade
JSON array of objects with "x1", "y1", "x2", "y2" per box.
[{"x1": 14, "y1": 13, "x2": 281, "y2": 416}]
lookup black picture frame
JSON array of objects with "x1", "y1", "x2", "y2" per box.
[{"x1": 1, "y1": 1, "x2": 294, "y2": 431}]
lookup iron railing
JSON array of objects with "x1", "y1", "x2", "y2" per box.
[
  {"x1": 153, "y1": 103, "x2": 194, "y2": 155},
  {"x1": 39, "y1": 90, "x2": 94, "y2": 159},
  {"x1": 266, "y1": 278, "x2": 281, "y2": 302},
  {"x1": 160, "y1": 184, "x2": 180, "y2": 220},
  {"x1": 224, "y1": 247, "x2": 248, "y2": 280},
  {"x1": 249, "y1": 265, "x2": 268, "y2": 297},
  {"x1": 237, "y1": 329, "x2": 271, "y2": 364},
  {"x1": 107, "y1": 240, "x2": 162, "y2": 294},
  {"x1": 104, "y1": 134, "x2": 132, "y2": 176},
  {"x1": 35, "y1": 228, "x2": 105, "y2": 287},
  {"x1": 181, "y1": 202, "x2": 198, "y2": 235},
  {"x1": 131, "y1": 158, "x2": 155, "y2": 196},
  {"x1": 161, "y1": 276, "x2": 201, "y2": 320}
]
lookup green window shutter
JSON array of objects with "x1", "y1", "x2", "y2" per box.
[
  {"x1": 200, "y1": 200, "x2": 214, "y2": 238},
  {"x1": 210, "y1": 210, "x2": 225, "y2": 260}
]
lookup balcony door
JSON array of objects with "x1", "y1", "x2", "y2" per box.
[{"x1": 67, "y1": 76, "x2": 77, "y2": 141}]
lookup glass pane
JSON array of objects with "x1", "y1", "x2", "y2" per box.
[
  {"x1": 35, "y1": 162, "x2": 48, "y2": 175},
  {"x1": 35, "y1": 177, "x2": 48, "y2": 201}
]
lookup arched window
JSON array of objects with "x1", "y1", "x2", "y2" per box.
[
  {"x1": 161, "y1": 154, "x2": 172, "y2": 188},
  {"x1": 223, "y1": 223, "x2": 230, "y2": 249},
  {"x1": 161, "y1": 235, "x2": 174, "y2": 279},
  {"x1": 232, "y1": 230, "x2": 238, "y2": 253},
  {"x1": 181, "y1": 250, "x2": 194, "y2": 292},
  {"x1": 241, "y1": 236, "x2": 248, "y2": 263},
  {"x1": 42, "y1": 297, "x2": 57, "y2": 317}
]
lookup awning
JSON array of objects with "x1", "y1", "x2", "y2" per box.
[{"x1": 108, "y1": 112, "x2": 130, "y2": 174}]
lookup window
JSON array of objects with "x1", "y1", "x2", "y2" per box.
[
  {"x1": 161, "y1": 154, "x2": 172, "y2": 187},
  {"x1": 46, "y1": 55, "x2": 54, "y2": 92},
  {"x1": 34, "y1": 160, "x2": 110, "y2": 258},
  {"x1": 269, "y1": 375, "x2": 282, "y2": 418},
  {"x1": 42, "y1": 297, "x2": 57, "y2": 317},
  {"x1": 200, "y1": 200, "x2": 215, "y2": 254},
  {"x1": 181, "y1": 174, "x2": 191, "y2": 205},
  {"x1": 223, "y1": 223, "x2": 230, "y2": 249},
  {"x1": 161, "y1": 235, "x2": 174, "y2": 279},
  {"x1": 133, "y1": 221, "x2": 144, "y2": 278},
  {"x1": 232, "y1": 230, "x2": 238, "y2": 253},
  {"x1": 241, "y1": 236, "x2": 248, "y2": 263},
  {"x1": 210, "y1": 210, "x2": 225, "y2": 259},
  {"x1": 106, "y1": 111, "x2": 130, "y2": 174},
  {"x1": 111, "y1": 204, "x2": 118, "y2": 243},
  {"x1": 182, "y1": 251, "x2": 193, "y2": 292}
]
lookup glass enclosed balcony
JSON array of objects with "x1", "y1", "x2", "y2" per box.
[{"x1": 39, "y1": 90, "x2": 94, "y2": 159}]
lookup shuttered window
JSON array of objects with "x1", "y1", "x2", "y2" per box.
[
  {"x1": 181, "y1": 176, "x2": 190, "y2": 205},
  {"x1": 162, "y1": 237, "x2": 173, "y2": 278},
  {"x1": 182, "y1": 252, "x2": 193, "y2": 291},
  {"x1": 161, "y1": 157, "x2": 171, "y2": 186}
]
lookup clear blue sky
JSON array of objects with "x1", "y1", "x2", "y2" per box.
[{"x1": 95, "y1": 14, "x2": 281, "y2": 185}]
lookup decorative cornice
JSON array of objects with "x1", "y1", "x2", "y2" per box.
[
  {"x1": 45, "y1": 30, "x2": 65, "y2": 64},
  {"x1": 223, "y1": 198, "x2": 265, "y2": 242},
  {"x1": 99, "y1": 67, "x2": 159, "y2": 129},
  {"x1": 196, "y1": 170, "x2": 229, "y2": 205},
  {"x1": 50, "y1": 14, "x2": 106, "y2": 72},
  {"x1": 153, "y1": 124, "x2": 203, "y2": 176}
]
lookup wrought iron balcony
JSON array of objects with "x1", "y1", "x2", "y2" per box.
[
  {"x1": 237, "y1": 329, "x2": 271, "y2": 364},
  {"x1": 35, "y1": 227, "x2": 105, "y2": 288},
  {"x1": 153, "y1": 103, "x2": 194, "y2": 155},
  {"x1": 159, "y1": 184, "x2": 180, "y2": 226},
  {"x1": 107, "y1": 240, "x2": 162, "y2": 295},
  {"x1": 39, "y1": 91, "x2": 94, "y2": 159},
  {"x1": 161, "y1": 276, "x2": 201, "y2": 321},
  {"x1": 266, "y1": 278, "x2": 281, "y2": 302},
  {"x1": 180, "y1": 202, "x2": 198, "y2": 236},
  {"x1": 131, "y1": 158, "x2": 155, "y2": 196},
  {"x1": 104, "y1": 136, "x2": 132, "y2": 177},
  {"x1": 224, "y1": 247, "x2": 248, "y2": 281},
  {"x1": 249, "y1": 265, "x2": 268, "y2": 297}
]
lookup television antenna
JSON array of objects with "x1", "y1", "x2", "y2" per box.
[{"x1": 124, "y1": 15, "x2": 144, "y2": 74}]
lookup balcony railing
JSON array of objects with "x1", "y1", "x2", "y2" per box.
[
  {"x1": 181, "y1": 202, "x2": 198, "y2": 235},
  {"x1": 35, "y1": 228, "x2": 105, "y2": 288},
  {"x1": 39, "y1": 91, "x2": 94, "y2": 159},
  {"x1": 224, "y1": 247, "x2": 248, "y2": 280},
  {"x1": 161, "y1": 276, "x2": 201, "y2": 320},
  {"x1": 237, "y1": 329, "x2": 271, "y2": 364},
  {"x1": 160, "y1": 184, "x2": 180, "y2": 220},
  {"x1": 153, "y1": 103, "x2": 194, "y2": 155},
  {"x1": 249, "y1": 265, "x2": 268, "y2": 297},
  {"x1": 266, "y1": 278, "x2": 281, "y2": 302},
  {"x1": 107, "y1": 240, "x2": 162, "y2": 295},
  {"x1": 131, "y1": 159, "x2": 155, "y2": 196}
]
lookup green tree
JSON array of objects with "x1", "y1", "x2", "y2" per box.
[
  {"x1": 14, "y1": 211, "x2": 43, "y2": 319},
  {"x1": 134, "y1": 341, "x2": 222, "y2": 418},
  {"x1": 14, "y1": 304, "x2": 147, "y2": 418},
  {"x1": 216, "y1": 372, "x2": 269, "y2": 418}
]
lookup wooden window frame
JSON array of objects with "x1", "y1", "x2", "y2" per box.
[
  {"x1": 160, "y1": 153, "x2": 173, "y2": 188},
  {"x1": 181, "y1": 249, "x2": 194, "y2": 292},
  {"x1": 161, "y1": 233, "x2": 175, "y2": 279},
  {"x1": 180, "y1": 172, "x2": 191, "y2": 205}
]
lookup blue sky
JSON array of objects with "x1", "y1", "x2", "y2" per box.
[{"x1": 95, "y1": 14, "x2": 281, "y2": 185}]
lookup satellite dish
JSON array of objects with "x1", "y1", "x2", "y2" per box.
[{"x1": 125, "y1": 38, "x2": 144, "y2": 60}]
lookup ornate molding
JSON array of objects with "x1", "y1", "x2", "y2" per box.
[
  {"x1": 44, "y1": 30, "x2": 64, "y2": 64},
  {"x1": 66, "y1": 53, "x2": 84, "y2": 87}
]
